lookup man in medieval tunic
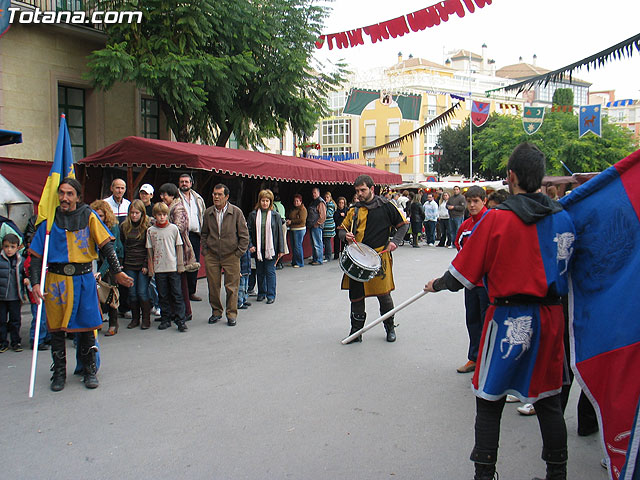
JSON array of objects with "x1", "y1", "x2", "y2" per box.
[
  {"x1": 425, "y1": 143, "x2": 575, "y2": 480},
  {"x1": 337, "y1": 174, "x2": 409, "y2": 343},
  {"x1": 30, "y1": 178, "x2": 132, "y2": 392}
]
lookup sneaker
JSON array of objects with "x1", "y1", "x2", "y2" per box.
[
  {"x1": 447, "y1": 245, "x2": 453, "y2": 249},
  {"x1": 456, "y1": 360, "x2": 476, "y2": 373},
  {"x1": 152, "y1": 307, "x2": 162, "y2": 317},
  {"x1": 0, "y1": 343, "x2": 8, "y2": 353},
  {"x1": 12, "y1": 343, "x2": 23, "y2": 352},
  {"x1": 124, "y1": 311, "x2": 132, "y2": 319},
  {"x1": 505, "y1": 394, "x2": 520, "y2": 403},
  {"x1": 517, "y1": 403, "x2": 536, "y2": 416},
  {"x1": 293, "y1": 265, "x2": 300, "y2": 268},
  {"x1": 601, "y1": 457, "x2": 608, "y2": 469},
  {"x1": 158, "y1": 321, "x2": 171, "y2": 330}
]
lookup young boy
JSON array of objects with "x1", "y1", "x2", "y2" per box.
[
  {"x1": 146, "y1": 202, "x2": 187, "y2": 332},
  {"x1": 454, "y1": 186, "x2": 490, "y2": 374},
  {"x1": 0, "y1": 233, "x2": 26, "y2": 352}
]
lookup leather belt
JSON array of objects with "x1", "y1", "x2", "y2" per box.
[
  {"x1": 492, "y1": 294, "x2": 562, "y2": 306},
  {"x1": 48, "y1": 262, "x2": 93, "y2": 276}
]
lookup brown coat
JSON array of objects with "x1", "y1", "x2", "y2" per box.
[
  {"x1": 287, "y1": 205, "x2": 307, "y2": 229},
  {"x1": 201, "y1": 203, "x2": 250, "y2": 259}
]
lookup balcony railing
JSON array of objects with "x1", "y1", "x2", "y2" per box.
[{"x1": 361, "y1": 136, "x2": 377, "y2": 148}]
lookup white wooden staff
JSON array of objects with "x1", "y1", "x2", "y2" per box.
[{"x1": 341, "y1": 290, "x2": 428, "y2": 344}]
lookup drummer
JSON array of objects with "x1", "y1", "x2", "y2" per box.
[{"x1": 337, "y1": 174, "x2": 409, "y2": 343}]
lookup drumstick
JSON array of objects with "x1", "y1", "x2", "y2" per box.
[
  {"x1": 341, "y1": 290, "x2": 428, "y2": 344},
  {"x1": 346, "y1": 224, "x2": 366, "y2": 255}
]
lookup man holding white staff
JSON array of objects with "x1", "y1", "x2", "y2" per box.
[
  {"x1": 30, "y1": 178, "x2": 133, "y2": 392},
  {"x1": 337, "y1": 174, "x2": 408, "y2": 343},
  {"x1": 424, "y1": 143, "x2": 575, "y2": 480}
]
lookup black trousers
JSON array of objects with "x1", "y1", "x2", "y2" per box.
[
  {"x1": 0, "y1": 299, "x2": 21, "y2": 346},
  {"x1": 156, "y1": 272, "x2": 186, "y2": 323},
  {"x1": 472, "y1": 393, "x2": 567, "y2": 465},
  {"x1": 464, "y1": 287, "x2": 489, "y2": 362},
  {"x1": 186, "y1": 231, "x2": 201, "y2": 296}
]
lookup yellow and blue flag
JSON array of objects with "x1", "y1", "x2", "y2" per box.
[{"x1": 37, "y1": 114, "x2": 75, "y2": 230}]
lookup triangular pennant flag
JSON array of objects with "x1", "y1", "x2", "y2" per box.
[
  {"x1": 579, "y1": 105, "x2": 602, "y2": 137},
  {"x1": 522, "y1": 107, "x2": 545, "y2": 135}
]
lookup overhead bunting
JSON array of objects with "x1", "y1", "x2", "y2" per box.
[
  {"x1": 552, "y1": 105, "x2": 573, "y2": 113},
  {"x1": 485, "y1": 33, "x2": 640, "y2": 96},
  {"x1": 579, "y1": 105, "x2": 602, "y2": 137},
  {"x1": 316, "y1": 0, "x2": 492, "y2": 50},
  {"x1": 522, "y1": 107, "x2": 545, "y2": 135},
  {"x1": 471, "y1": 101, "x2": 490, "y2": 127},
  {"x1": 362, "y1": 102, "x2": 461, "y2": 156},
  {"x1": 499, "y1": 103, "x2": 521, "y2": 112}
]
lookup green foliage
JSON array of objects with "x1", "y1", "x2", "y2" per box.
[
  {"x1": 85, "y1": 0, "x2": 346, "y2": 145},
  {"x1": 552, "y1": 88, "x2": 574, "y2": 107},
  {"x1": 438, "y1": 111, "x2": 636, "y2": 179}
]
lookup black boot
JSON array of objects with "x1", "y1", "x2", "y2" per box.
[
  {"x1": 474, "y1": 463, "x2": 497, "y2": 480},
  {"x1": 346, "y1": 312, "x2": 366, "y2": 344},
  {"x1": 532, "y1": 462, "x2": 566, "y2": 480},
  {"x1": 49, "y1": 332, "x2": 66, "y2": 392},
  {"x1": 80, "y1": 333, "x2": 99, "y2": 389},
  {"x1": 126, "y1": 301, "x2": 140, "y2": 329},
  {"x1": 383, "y1": 318, "x2": 396, "y2": 342}
]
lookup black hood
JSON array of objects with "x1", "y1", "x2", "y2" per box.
[
  {"x1": 495, "y1": 193, "x2": 563, "y2": 225},
  {"x1": 55, "y1": 203, "x2": 92, "y2": 231},
  {"x1": 354, "y1": 195, "x2": 387, "y2": 210}
]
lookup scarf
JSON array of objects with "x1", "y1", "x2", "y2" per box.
[
  {"x1": 155, "y1": 220, "x2": 169, "y2": 228},
  {"x1": 255, "y1": 209, "x2": 275, "y2": 261}
]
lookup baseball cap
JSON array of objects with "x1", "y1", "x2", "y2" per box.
[{"x1": 139, "y1": 184, "x2": 154, "y2": 195}]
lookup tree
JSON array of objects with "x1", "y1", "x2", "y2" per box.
[
  {"x1": 85, "y1": 0, "x2": 345, "y2": 146},
  {"x1": 439, "y1": 111, "x2": 636, "y2": 179},
  {"x1": 552, "y1": 88, "x2": 574, "y2": 107}
]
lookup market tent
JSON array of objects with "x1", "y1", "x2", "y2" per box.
[{"x1": 79, "y1": 136, "x2": 401, "y2": 185}]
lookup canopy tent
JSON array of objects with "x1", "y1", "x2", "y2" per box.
[{"x1": 79, "y1": 136, "x2": 401, "y2": 186}]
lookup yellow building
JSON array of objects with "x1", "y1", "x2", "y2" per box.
[
  {"x1": 0, "y1": 2, "x2": 169, "y2": 166},
  {"x1": 318, "y1": 52, "x2": 522, "y2": 182}
]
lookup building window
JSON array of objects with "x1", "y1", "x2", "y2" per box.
[
  {"x1": 427, "y1": 95, "x2": 437, "y2": 117},
  {"x1": 322, "y1": 118, "x2": 350, "y2": 145},
  {"x1": 58, "y1": 85, "x2": 86, "y2": 160},
  {"x1": 229, "y1": 132, "x2": 239, "y2": 149},
  {"x1": 56, "y1": 0, "x2": 83, "y2": 10},
  {"x1": 323, "y1": 146, "x2": 351, "y2": 156},
  {"x1": 327, "y1": 91, "x2": 347, "y2": 115},
  {"x1": 141, "y1": 98, "x2": 159, "y2": 139},
  {"x1": 389, "y1": 162, "x2": 400, "y2": 173}
]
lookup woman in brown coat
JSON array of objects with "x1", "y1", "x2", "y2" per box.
[{"x1": 286, "y1": 194, "x2": 307, "y2": 268}]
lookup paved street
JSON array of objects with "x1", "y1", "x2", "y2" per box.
[{"x1": 1, "y1": 245, "x2": 605, "y2": 479}]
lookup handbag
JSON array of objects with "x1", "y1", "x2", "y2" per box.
[{"x1": 97, "y1": 278, "x2": 120, "y2": 309}]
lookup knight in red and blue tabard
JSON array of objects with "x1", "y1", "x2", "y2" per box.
[{"x1": 425, "y1": 143, "x2": 576, "y2": 480}]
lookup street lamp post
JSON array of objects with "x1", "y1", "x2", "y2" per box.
[{"x1": 434, "y1": 146, "x2": 443, "y2": 181}]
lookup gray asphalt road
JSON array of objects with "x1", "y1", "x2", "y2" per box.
[{"x1": 1, "y1": 245, "x2": 606, "y2": 479}]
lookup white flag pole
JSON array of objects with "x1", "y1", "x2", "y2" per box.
[{"x1": 28, "y1": 231, "x2": 50, "y2": 398}]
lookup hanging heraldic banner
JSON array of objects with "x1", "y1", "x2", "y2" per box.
[
  {"x1": 579, "y1": 105, "x2": 602, "y2": 137},
  {"x1": 523, "y1": 107, "x2": 545, "y2": 135},
  {"x1": 471, "y1": 101, "x2": 490, "y2": 127}
]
